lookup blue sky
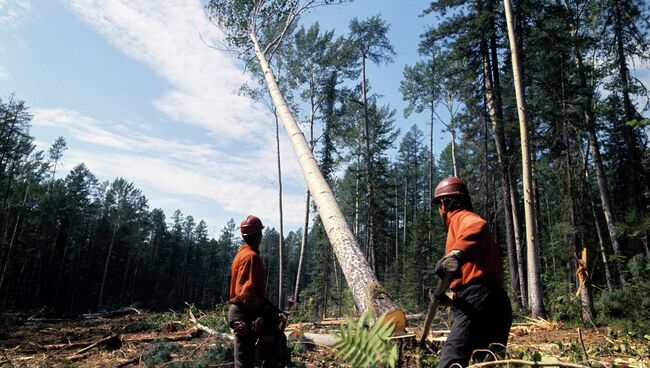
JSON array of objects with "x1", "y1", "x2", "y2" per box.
[
  {"x1": 0, "y1": 0, "x2": 446, "y2": 233},
  {"x1": 2, "y1": 1, "x2": 647, "y2": 234}
]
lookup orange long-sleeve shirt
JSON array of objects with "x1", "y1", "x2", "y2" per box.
[
  {"x1": 229, "y1": 244, "x2": 267, "y2": 309},
  {"x1": 445, "y1": 209, "x2": 504, "y2": 291}
]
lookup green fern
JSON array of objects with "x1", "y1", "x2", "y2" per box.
[{"x1": 333, "y1": 312, "x2": 399, "y2": 368}]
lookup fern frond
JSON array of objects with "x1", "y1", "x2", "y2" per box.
[{"x1": 333, "y1": 312, "x2": 399, "y2": 368}]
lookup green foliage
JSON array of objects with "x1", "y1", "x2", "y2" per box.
[
  {"x1": 143, "y1": 341, "x2": 181, "y2": 367},
  {"x1": 142, "y1": 341, "x2": 232, "y2": 368},
  {"x1": 137, "y1": 311, "x2": 188, "y2": 331},
  {"x1": 545, "y1": 281, "x2": 582, "y2": 322},
  {"x1": 333, "y1": 312, "x2": 398, "y2": 368},
  {"x1": 597, "y1": 255, "x2": 650, "y2": 334},
  {"x1": 348, "y1": 15, "x2": 396, "y2": 64},
  {"x1": 626, "y1": 118, "x2": 650, "y2": 129}
]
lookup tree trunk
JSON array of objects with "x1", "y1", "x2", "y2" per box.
[
  {"x1": 591, "y1": 193, "x2": 614, "y2": 292},
  {"x1": 429, "y1": 99, "x2": 434, "y2": 250},
  {"x1": 394, "y1": 166, "x2": 399, "y2": 263},
  {"x1": 0, "y1": 180, "x2": 30, "y2": 303},
  {"x1": 450, "y1": 129, "x2": 458, "y2": 177},
  {"x1": 403, "y1": 177, "x2": 408, "y2": 248},
  {"x1": 361, "y1": 55, "x2": 375, "y2": 272},
  {"x1": 580, "y1": 146, "x2": 614, "y2": 292},
  {"x1": 275, "y1": 107, "x2": 285, "y2": 308},
  {"x1": 503, "y1": 0, "x2": 544, "y2": 317},
  {"x1": 294, "y1": 191, "x2": 310, "y2": 304},
  {"x1": 480, "y1": 32, "x2": 521, "y2": 308},
  {"x1": 510, "y1": 175, "x2": 528, "y2": 309},
  {"x1": 354, "y1": 131, "x2": 361, "y2": 238},
  {"x1": 613, "y1": 0, "x2": 643, "y2": 221},
  {"x1": 250, "y1": 32, "x2": 405, "y2": 330},
  {"x1": 566, "y1": 14, "x2": 626, "y2": 286},
  {"x1": 98, "y1": 223, "x2": 119, "y2": 310},
  {"x1": 563, "y1": 124, "x2": 595, "y2": 321}
]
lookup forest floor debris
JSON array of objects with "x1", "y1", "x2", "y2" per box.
[{"x1": 0, "y1": 310, "x2": 648, "y2": 367}]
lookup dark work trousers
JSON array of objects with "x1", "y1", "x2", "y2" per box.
[
  {"x1": 228, "y1": 304, "x2": 258, "y2": 368},
  {"x1": 438, "y1": 284, "x2": 512, "y2": 368}
]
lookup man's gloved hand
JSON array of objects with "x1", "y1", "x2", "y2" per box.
[
  {"x1": 428, "y1": 288, "x2": 454, "y2": 307},
  {"x1": 437, "y1": 289, "x2": 455, "y2": 307},
  {"x1": 435, "y1": 251, "x2": 464, "y2": 280},
  {"x1": 232, "y1": 320, "x2": 248, "y2": 336}
]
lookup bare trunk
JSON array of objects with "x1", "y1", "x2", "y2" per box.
[
  {"x1": 614, "y1": 0, "x2": 643, "y2": 223},
  {"x1": 566, "y1": 18, "x2": 626, "y2": 286},
  {"x1": 480, "y1": 33, "x2": 521, "y2": 307},
  {"x1": 354, "y1": 131, "x2": 361, "y2": 238},
  {"x1": 450, "y1": 130, "x2": 458, "y2": 177},
  {"x1": 429, "y1": 100, "x2": 434, "y2": 249},
  {"x1": 503, "y1": 0, "x2": 544, "y2": 317},
  {"x1": 394, "y1": 166, "x2": 399, "y2": 262},
  {"x1": 98, "y1": 223, "x2": 119, "y2": 310},
  {"x1": 250, "y1": 33, "x2": 405, "y2": 329},
  {"x1": 275, "y1": 107, "x2": 284, "y2": 308},
  {"x1": 293, "y1": 191, "x2": 310, "y2": 304},
  {"x1": 361, "y1": 56, "x2": 375, "y2": 272},
  {"x1": 561, "y1": 57, "x2": 595, "y2": 318},
  {"x1": 0, "y1": 180, "x2": 30, "y2": 302},
  {"x1": 591, "y1": 197, "x2": 614, "y2": 292},
  {"x1": 403, "y1": 177, "x2": 408, "y2": 248},
  {"x1": 510, "y1": 175, "x2": 528, "y2": 309}
]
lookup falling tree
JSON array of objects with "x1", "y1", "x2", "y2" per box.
[{"x1": 206, "y1": 0, "x2": 405, "y2": 329}]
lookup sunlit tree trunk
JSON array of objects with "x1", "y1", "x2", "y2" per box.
[
  {"x1": 480, "y1": 30, "x2": 521, "y2": 308},
  {"x1": 360, "y1": 55, "x2": 376, "y2": 272},
  {"x1": 275, "y1": 107, "x2": 285, "y2": 308},
  {"x1": 250, "y1": 32, "x2": 405, "y2": 329},
  {"x1": 503, "y1": 0, "x2": 544, "y2": 317}
]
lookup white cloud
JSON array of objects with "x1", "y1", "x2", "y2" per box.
[
  {"x1": 46, "y1": 1, "x2": 314, "y2": 229},
  {"x1": 64, "y1": 0, "x2": 270, "y2": 141},
  {"x1": 0, "y1": 0, "x2": 30, "y2": 28},
  {"x1": 33, "y1": 107, "x2": 307, "y2": 229}
]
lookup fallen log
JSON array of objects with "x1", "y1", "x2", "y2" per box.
[
  {"x1": 82, "y1": 307, "x2": 141, "y2": 320},
  {"x1": 286, "y1": 329, "x2": 338, "y2": 347},
  {"x1": 188, "y1": 308, "x2": 233, "y2": 341}
]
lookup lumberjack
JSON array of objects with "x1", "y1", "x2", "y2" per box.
[
  {"x1": 228, "y1": 215, "x2": 289, "y2": 368},
  {"x1": 431, "y1": 177, "x2": 512, "y2": 368}
]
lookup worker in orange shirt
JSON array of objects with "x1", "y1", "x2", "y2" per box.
[
  {"x1": 228, "y1": 215, "x2": 288, "y2": 368},
  {"x1": 431, "y1": 177, "x2": 512, "y2": 368}
]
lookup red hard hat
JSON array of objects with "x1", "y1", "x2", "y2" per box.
[
  {"x1": 240, "y1": 215, "x2": 264, "y2": 236},
  {"x1": 432, "y1": 177, "x2": 469, "y2": 204}
]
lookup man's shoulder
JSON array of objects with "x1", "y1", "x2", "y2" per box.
[
  {"x1": 234, "y1": 245, "x2": 260, "y2": 262},
  {"x1": 457, "y1": 210, "x2": 488, "y2": 229}
]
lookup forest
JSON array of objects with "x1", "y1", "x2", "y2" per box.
[{"x1": 1, "y1": 0, "x2": 649, "y2": 366}]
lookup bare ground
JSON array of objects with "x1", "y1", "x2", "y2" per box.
[{"x1": 0, "y1": 311, "x2": 648, "y2": 367}]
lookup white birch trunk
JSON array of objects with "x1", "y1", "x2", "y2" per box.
[{"x1": 250, "y1": 32, "x2": 405, "y2": 330}]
